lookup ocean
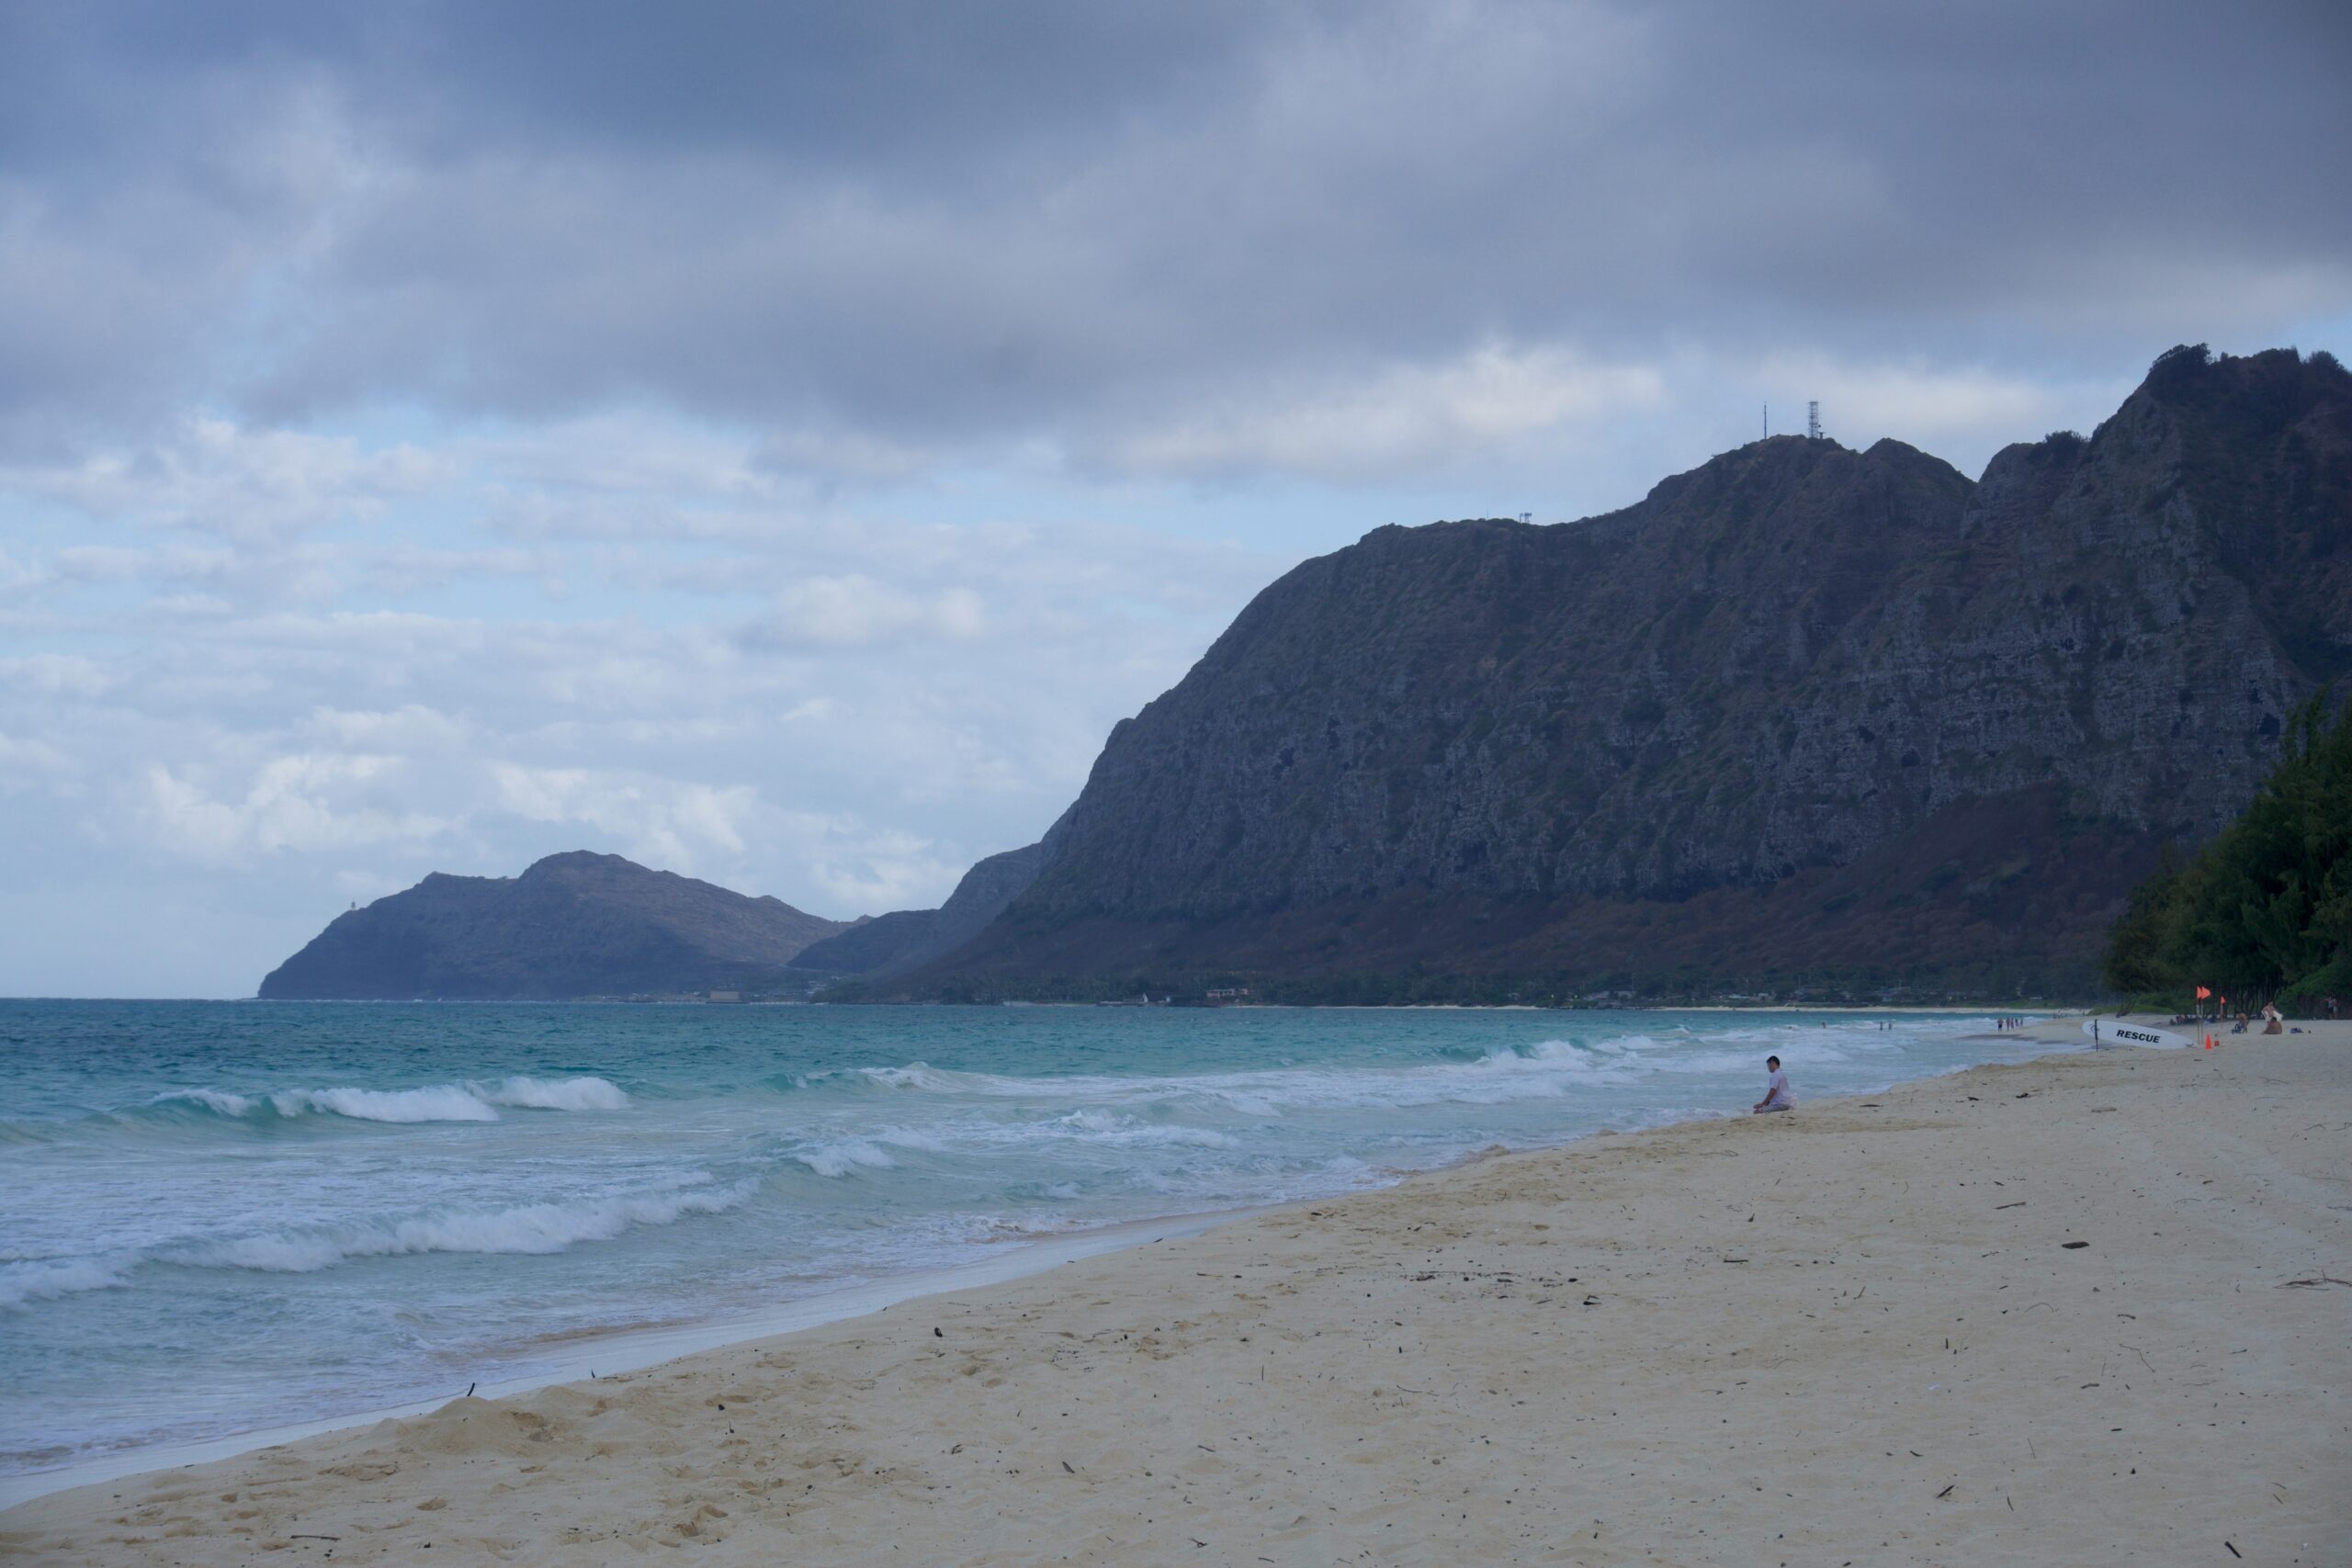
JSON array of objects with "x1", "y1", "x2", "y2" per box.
[{"x1": 0, "y1": 999, "x2": 2068, "y2": 1483}]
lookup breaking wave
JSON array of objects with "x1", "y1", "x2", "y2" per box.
[
  {"x1": 4, "y1": 1178, "x2": 754, "y2": 1306},
  {"x1": 480, "y1": 1076, "x2": 632, "y2": 1112},
  {"x1": 0, "y1": 1257, "x2": 134, "y2": 1312},
  {"x1": 793, "y1": 1136, "x2": 900, "y2": 1178},
  {"x1": 145, "y1": 1075, "x2": 628, "y2": 1125},
  {"x1": 160, "y1": 1180, "x2": 751, "y2": 1271}
]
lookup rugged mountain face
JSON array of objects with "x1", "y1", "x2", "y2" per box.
[
  {"x1": 918, "y1": 346, "x2": 2352, "y2": 998},
  {"x1": 258, "y1": 852, "x2": 849, "y2": 999},
  {"x1": 791, "y1": 835, "x2": 1055, "y2": 978}
]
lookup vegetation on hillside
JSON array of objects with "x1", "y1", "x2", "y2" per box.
[{"x1": 2104, "y1": 694, "x2": 2352, "y2": 1010}]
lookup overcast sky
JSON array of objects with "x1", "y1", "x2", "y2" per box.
[{"x1": 2, "y1": 1, "x2": 2346, "y2": 996}]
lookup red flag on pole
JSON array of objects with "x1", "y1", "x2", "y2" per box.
[{"x1": 2195, "y1": 986, "x2": 2211, "y2": 999}]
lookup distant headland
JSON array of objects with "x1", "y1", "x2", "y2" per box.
[{"x1": 257, "y1": 851, "x2": 852, "y2": 1001}]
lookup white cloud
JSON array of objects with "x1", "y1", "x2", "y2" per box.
[
  {"x1": 364, "y1": 544, "x2": 544, "y2": 594},
  {"x1": 0, "y1": 654, "x2": 114, "y2": 697},
  {"x1": 1110, "y1": 345, "x2": 1668, "y2": 480},
  {"x1": 754, "y1": 426, "x2": 934, "y2": 486},
  {"x1": 302, "y1": 704, "x2": 473, "y2": 752},
  {"x1": 761, "y1": 574, "x2": 987, "y2": 649},
  {"x1": 0, "y1": 730, "x2": 73, "y2": 784},
  {"x1": 480, "y1": 761, "x2": 962, "y2": 912},
  {"x1": 489, "y1": 762, "x2": 757, "y2": 870},
  {"x1": 0, "y1": 547, "x2": 48, "y2": 592},
  {"x1": 20, "y1": 417, "x2": 446, "y2": 545},
  {"x1": 1736, "y1": 353, "x2": 2132, "y2": 457},
  {"x1": 51, "y1": 544, "x2": 237, "y2": 584},
  {"x1": 139, "y1": 754, "x2": 450, "y2": 863}
]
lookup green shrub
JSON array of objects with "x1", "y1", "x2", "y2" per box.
[{"x1": 2104, "y1": 692, "x2": 2351, "y2": 1011}]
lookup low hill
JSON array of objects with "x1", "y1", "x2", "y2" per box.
[
  {"x1": 791, "y1": 837, "x2": 1054, "y2": 980},
  {"x1": 258, "y1": 852, "x2": 849, "y2": 999}
]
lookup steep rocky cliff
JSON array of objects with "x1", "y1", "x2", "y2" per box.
[
  {"x1": 259, "y1": 852, "x2": 849, "y2": 999},
  {"x1": 919, "y1": 346, "x2": 2352, "y2": 998}
]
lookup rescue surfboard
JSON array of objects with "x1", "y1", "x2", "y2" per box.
[{"x1": 2083, "y1": 1019, "x2": 2189, "y2": 1049}]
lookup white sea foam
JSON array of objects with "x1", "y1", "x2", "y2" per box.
[
  {"x1": 835, "y1": 1016, "x2": 1918, "y2": 1122},
  {"x1": 275, "y1": 1085, "x2": 502, "y2": 1122},
  {"x1": 160, "y1": 1179, "x2": 756, "y2": 1273},
  {"x1": 1051, "y1": 1110, "x2": 1239, "y2": 1149},
  {"x1": 149, "y1": 1076, "x2": 629, "y2": 1124},
  {"x1": 156, "y1": 1089, "x2": 259, "y2": 1117},
  {"x1": 0, "y1": 1257, "x2": 132, "y2": 1311},
  {"x1": 794, "y1": 1137, "x2": 899, "y2": 1178},
  {"x1": 152, "y1": 1084, "x2": 499, "y2": 1122},
  {"x1": 820, "y1": 1032, "x2": 1787, "y2": 1122},
  {"x1": 849, "y1": 1063, "x2": 987, "y2": 1094},
  {"x1": 478, "y1": 1076, "x2": 629, "y2": 1111}
]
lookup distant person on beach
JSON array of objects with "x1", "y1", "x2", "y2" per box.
[{"x1": 1752, "y1": 1055, "x2": 1794, "y2": 1113}]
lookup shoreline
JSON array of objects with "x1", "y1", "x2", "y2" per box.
[
  {"x1": 0, "y1": 1012, "x2": 2082, "y2": 1509},
  {"x1": 13, "y1": 1021, "x2": 2346, "y2": 1563},
  {"x1": 0, "y1": 1203, "x2": 1272, "y2": 1511},
  {"x1": 7, "y1": 996, "x2": 2103, "y2": 1010}
]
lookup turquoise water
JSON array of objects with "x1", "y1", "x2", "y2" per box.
[{"x1": 0, "y1": 999, "x2": 2065, "y2": 1478}]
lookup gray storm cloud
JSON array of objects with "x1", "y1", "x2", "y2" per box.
[{"x1": 2, "y1": 0, "x2": 2345, "y2": 463}]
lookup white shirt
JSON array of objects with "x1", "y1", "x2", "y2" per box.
[{"x1": 1762, "y1": 1068, "x2": 1793, "y2": 1109}]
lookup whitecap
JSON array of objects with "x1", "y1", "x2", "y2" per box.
[
  {"x1": 848, "y1": 1063, "x2": 978, "y2": 1093},
  {"x1": 1050, "y1": 1110, "x2": 1238, "y2": 1148},
  {"x1": 272, "y1": 1085, "x2": 500, "y2": 1122},
  {"x1": 478, "y1": 1075, "x2": 629, "y2": 1111},
  {"x1": 150, "y1": 1077, "x2": 628, "y2": 1124},
  {"x1": 151, "y1": 1089, "x2": 259, "y2": 1117},
  {"x1": 159, "y1": 1179, "x2": 757, "y2": 1273},
  {"x1": 793, "y1": 1137, "x2": 899, "y2": 1178},
  {"x1": 0, "y1": 1256, "x2": 133, "y2": 1311}
]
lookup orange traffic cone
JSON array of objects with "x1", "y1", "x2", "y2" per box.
[{"x1": 2203, "y1": 1032, "x2": 2215, "y2": 1050}]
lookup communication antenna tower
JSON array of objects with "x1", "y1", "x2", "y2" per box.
[{"x1": 1806, "y1": 400, "x2": 1822, "y2": 441}]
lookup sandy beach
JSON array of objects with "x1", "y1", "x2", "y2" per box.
[{"x1": 6, "y1": 1021, "x2": 2346, "y2": 1566}]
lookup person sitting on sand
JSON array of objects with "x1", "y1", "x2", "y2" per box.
[{"x1": 1752, "y1": 1055, "x2": 1794, "y2": 1114}]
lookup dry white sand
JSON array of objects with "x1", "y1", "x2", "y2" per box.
[{"x1": 6, "y1": 1023, "x2": 2346, "y2": 1566}]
